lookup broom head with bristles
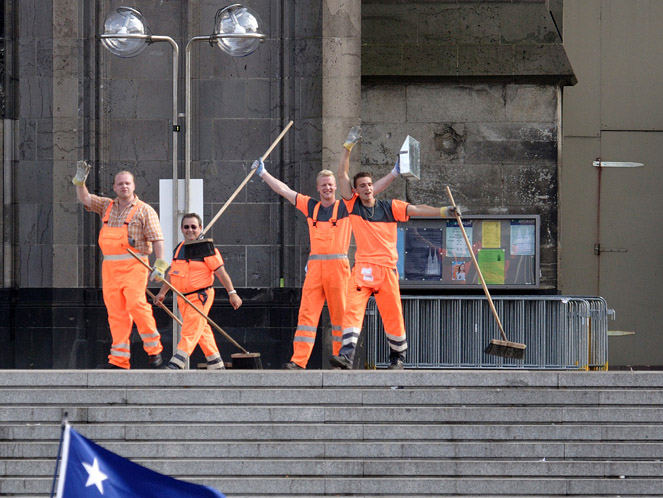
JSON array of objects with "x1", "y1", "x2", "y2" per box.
[
  {"x1": 182, "y1": 238, "x2": 216, "y2": 259},
  {"x1": 231, "y1": 352, "x2": 263, "y2": 369},
  {"x1": 485, "y1": 339, "x2": 526, "y2": 360}
]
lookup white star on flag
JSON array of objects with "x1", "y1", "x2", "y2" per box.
[{"x1": 82, "y1": 457, "x2": 108, "y2": 494}]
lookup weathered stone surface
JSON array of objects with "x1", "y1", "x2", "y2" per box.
[
  {"x1": 363, "y1": 81, "x2": 559, "y2": 287},
  {"x1": 362, "y1": 0, "x2": 575, "y2": 83}
]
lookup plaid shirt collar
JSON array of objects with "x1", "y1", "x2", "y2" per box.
[{"x1": 113, "y1": 194, "x2": 140, "y2": 209}]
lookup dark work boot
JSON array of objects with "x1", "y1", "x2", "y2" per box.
[
  {"x1": 148, "y1": 353, "x2": 163, "y2": 369},
  {"x1": 388, "y1": 352, "x2": 405, "y2": 370},
  {"x1": 330, "y1": 354, "x2": 353, "y2": 370}
]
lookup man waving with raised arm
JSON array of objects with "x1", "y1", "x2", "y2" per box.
[
  {"x1": 250, "y1": 129, "x2": 396, "y2": 369},
  {"x1": 74, "y1": 161, "x2": 166, "y2": 369},
  {"x1": 331, "y1": 131, "x2": 460, "y2": 370}
]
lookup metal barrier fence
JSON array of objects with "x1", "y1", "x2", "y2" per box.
[{"x1": 364, "y1": 295, "x2": 612, "y2": 369}]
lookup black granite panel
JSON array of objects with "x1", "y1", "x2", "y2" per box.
[{"x1": 2, "y1": 288, "x2": 306, "y2": 370}]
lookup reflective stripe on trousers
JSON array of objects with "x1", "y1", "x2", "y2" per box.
[
  {"x1": 174, "y1": 288, "x2": 220, "y2": 358},
  {"x1": 290, "y1": 257, "x2": 350, "y2": 368},
  {"x1": 339, "y1": 265, "x2": 407, "y2": 361},
  {"x1": 102, "y1": 258, "x2": 162, "y2": 368}
]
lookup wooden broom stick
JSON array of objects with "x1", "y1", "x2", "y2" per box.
[
  {"x1": 202, "y1": 120, "x2": 294, "y2": 237},
  {"x1": 128, "y1": 249, "x2": 249, "y2": 354},
  {"x1": 445, "y1": 186, "x2": 508, "y2": 342},
  {"x1": 145, "y1": 288, "x2": 183, "y2": 327}
]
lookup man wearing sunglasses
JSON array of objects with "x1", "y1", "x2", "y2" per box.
[
  {"x1": 153, "y1": 213, "x2": 242, "y2": 370},
  {"x1": 250, "y1": 128, "x2": 397, "y2": 369},
  {"x1": 73, "y1": 162, "x2": 165, "y2": 369}
]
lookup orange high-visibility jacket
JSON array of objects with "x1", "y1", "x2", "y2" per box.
[{"x1": 169, "y1": 242, "x2": 224, "y2": 295}]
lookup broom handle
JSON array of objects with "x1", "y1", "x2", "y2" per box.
[
  {"x1": 127, "y1": 249, "x2": 249, "y2": 354},
  {"x1": 145, "y1": 288, "x2": 183, "y2": 327},
  {"x1": 445, "y1": 186, "x2": 508, "y2": 342},
  {"x1": 202, "y1": 120, "x2": 294, "y2": 237}
]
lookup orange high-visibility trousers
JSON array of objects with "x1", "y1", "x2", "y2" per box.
[
  {"x1": 168, "y1": 289, "x2": 221, "y2": 368},
  {"x1": 338, "y1": 264, "x2": 407, "y2": 361},
  {"x1": 102, "y1": 257, "x2": 163, "y2": 368},
  {"x1": 290, "y1": 257, "x2": 350, "y2": 368}
]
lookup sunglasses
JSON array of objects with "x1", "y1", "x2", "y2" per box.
[{"x1": 182, "y1": 224, "x2": 199, "y2": 230}]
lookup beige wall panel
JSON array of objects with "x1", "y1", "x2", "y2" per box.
[
  {"x1": 562, "y1": 0, "x2": 601, "y2": 137},
  {"x1": 558, "y1": 136, "x2": 600, "y2": 294},
  {"x1": 601, "y1": 0, "x2": 663, "y2": 130},
  {"x1": 598, "y1": 132, "x2": 663, "y2": 366}
]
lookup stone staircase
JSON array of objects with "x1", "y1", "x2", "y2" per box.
[{"x1": 2, "y1": 369, "x2": 663, "y2": 497}]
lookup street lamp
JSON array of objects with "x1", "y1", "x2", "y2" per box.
[
  {"x1": 100, "y1": 4, "x2": 265, "y2": 365},
  {"x1": 100, "y1": 6, "x2": 180, "y2": 264},
  {"x1": 100, "y1": 6, "x2": 183, "y2": 350},
  {"x1": 184, "y1": 4, "x2": 265, "y2": 211}
]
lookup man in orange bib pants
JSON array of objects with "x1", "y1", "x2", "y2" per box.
[
  {"x1": 154, "y1": 213, "x2": 242, "y2": 370},
  {"x1": 251, "y1": 135, "x2": 395, "y2": 369},
  {"x1": 330, "y1": 131, "x2": 460, "y2": 370},
  {"x1": 73, "y1": 163, "x2": 167, "y2": 369}
]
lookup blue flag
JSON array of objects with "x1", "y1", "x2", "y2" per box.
[{"x1": 55, "y1": 423, "x2": 225, "y2": 498}]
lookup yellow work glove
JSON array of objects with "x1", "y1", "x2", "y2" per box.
[
  {"x1": 72, "y1": 160, "x2": 92, "y2": 186},
  {"x1": 440, "y1": 206, "x2": 462, "y2": 218},
  {"x1": 343, "y1": 126, "x2": 361, "y2": 151},
  {"x1": 150, "y1": 259, "x2": 169, "y2": 282}
]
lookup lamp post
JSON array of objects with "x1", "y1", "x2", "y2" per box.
[
  {"x1": 100, "y1": 4, "x2": 265, "y2": 365},
  {"x1": 100, "y1": 6, "x2": 181, "y2": 271},
  {"x1": 184, "y1": 4, "x2": 265, "y2": 211}
]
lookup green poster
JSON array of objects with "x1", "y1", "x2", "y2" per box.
[{"x1": 477, "y1": 249, "x2": 505, "y2": 284}]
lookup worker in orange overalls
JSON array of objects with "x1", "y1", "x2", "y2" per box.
[
  {"x1": 330, "y1": 130, "x2": 460, "y2": 370},
  {"x1": 153, "y1": 213, "x2": 242, "y2": 370},
  {"x1": 73, "y1": 162, "x2": 167, "y2": 369},
  {"x1": 250, "y1": 132, "x2": 395, "y2": 369}
]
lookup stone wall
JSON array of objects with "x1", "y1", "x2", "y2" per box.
[
  {"x1": 361, "y1": 82, "x2": 560, "y2": 287},
  {"x1": 360, "y1": 0, "x2": 575, "y2": 289},
  {"x1": 7, "y1": 0, "x2": 324, "y2": 290}
]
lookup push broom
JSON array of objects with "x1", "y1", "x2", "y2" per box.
[
  {"x1": 445, "y1": 186, "x2": 526, "y2": 360},
  {"x1": 128, "y1": 249, "x2": 262, "y2": 369},
  {"x1": 182, "y1": 120, "x2": 294, "y2": 259}
]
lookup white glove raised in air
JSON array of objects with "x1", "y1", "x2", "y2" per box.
[
  {"x1": 343, "y1": 126, "x2": 361, "y2": 151},
  {"x1": 72, "y1": 160, "x2": 92, "y2": 186}
]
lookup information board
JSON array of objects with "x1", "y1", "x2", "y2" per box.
[{"x1": 398, "y1": 215, "x2": 539, "y2": 289}]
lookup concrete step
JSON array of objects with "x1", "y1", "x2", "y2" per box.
[
  {"x1": 3, "y1": 476, "x2": 663, "y2": 496},
  {"x1": 4, "y1": 387, "x2": 663, "y2": 405},
  {"x1": 5, "y1": 440, "x2": 663, "y2": 459},
  {"x1": 5, "y1": 458, "x2": 663, "y2": 478},
  {"x1": 3, "y1": 370, "x2": 663, "y2": 497},
  {"x1": 4, "y1": 422, "x2": 661, "y2": 442},
  {"x1": 3, "y1": 405, "x2": 663, "y2": 424},
  {"x1": 4, "y1": 370, "x2": 663, "y2": 389}
]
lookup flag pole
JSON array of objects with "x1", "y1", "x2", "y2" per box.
[{"x1": 49, "y1": 412, "x2": 69, "y2": 498}]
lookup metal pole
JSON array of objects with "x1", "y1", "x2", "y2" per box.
[
  {"x1": 184, "y1": 33, "x2": 266, "y2": 213},
  {"x1": 99, "y1": 33, "x2": 182, "y2": 351},
  {"x1": 185, "y1": 36, "x2": 211, "y2": 214}
]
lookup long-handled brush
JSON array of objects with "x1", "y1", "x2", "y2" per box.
[
  {"x1": 128, "y1": 249, "x2": 262, "y2": 369},
  {"x1": 182, "y1": 120, "x2": 294, "y2": 260},
  {"x1": 445, "y1": 186, "x2": 526, "y2": 360}
]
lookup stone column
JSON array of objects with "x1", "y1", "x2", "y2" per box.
[
  {"x1": 52, "y1": 0, "x2": 82, "y2": 287},
  {"x1": 321, "y1": 0, "x2": 361, "y2": 171},
  {"x1": 321, "y1": 0, "x2": 361, "y2": 366}
]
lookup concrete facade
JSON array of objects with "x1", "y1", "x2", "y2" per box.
[
  {"x1": 560, "y1": 0, "x2": 663, "y2": 367},
  {"x1": 360, "y1": 0, "x2": 574, "y2": 288},
  {"x1": 0, "y1": 0, "x2": 604, "y2": 370}
]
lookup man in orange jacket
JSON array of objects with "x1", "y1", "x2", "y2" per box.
[
  {"x1": 154, "y1": 213, "x2": 242, "y2": 370},
  {"x1": 73, "y1": 162, "x2": 166, "y2": 369},
  {"x1": 251, "y1": 131, "x2": 396, "y2": 369},
  {"x1": 330, "y1": 133, "x2": 460, "y2": 370}
]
